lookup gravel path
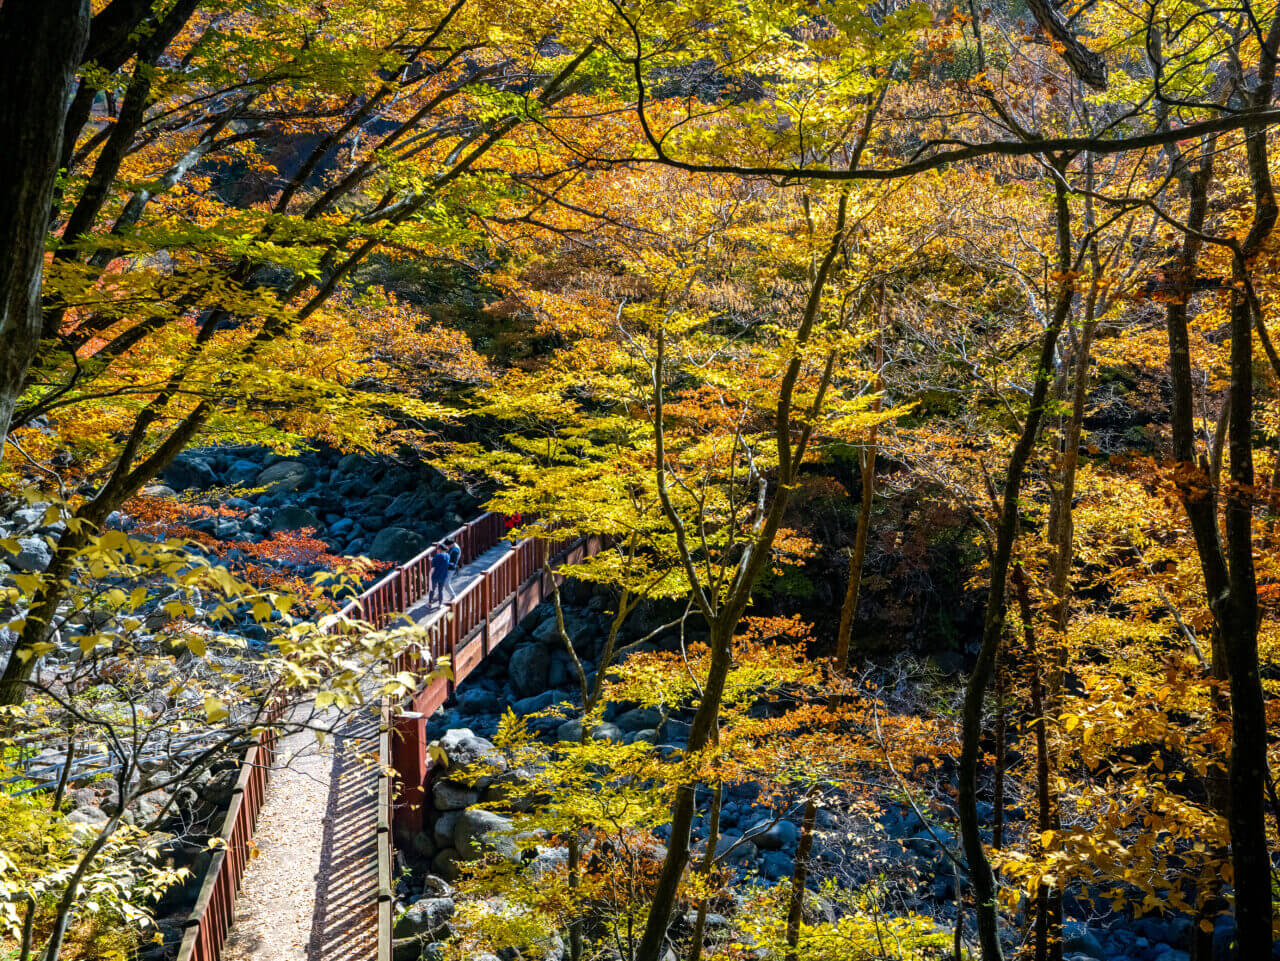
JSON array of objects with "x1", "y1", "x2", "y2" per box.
[
  {"x1": 222, "y1": 711, "x2": 379, "y2": 961},
  {"x1": 219, "y1": 541, "x2": 515, "y2": 959}
]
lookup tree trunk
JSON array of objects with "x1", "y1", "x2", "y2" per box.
[
  {"x1": 1161, "y1": 126, "x2": 1273, "y2": 956},
  {"x1": 1191, "y1": 628, "x2": 1229, "y2": 961},
  {"x1": 784, "y1": 798, "x2": 820, "y2": 961},
  {"x1": 787, "y1": 380, "x2": 880, "y2": 957},
  {"x1": 0, "y1": 0, "x2": 91, "y2": 459},
  {"x1": 634, "y1": 629, "x2": 735, "y2": 961},
  {"x1": 1217, "y1": 93, "x2": 1275, "y2": 954},
  {"x1": 993, "y1": 638, "x2": 1006, "y2": 855},
  {"x1": 636, "y1": 192, "x2": 850, "y2": 961},
  {"x1": 1014, "y1": 565, "x2": 1062, "y2": 961},
  {"x1": 687, "y1": 780, "x2": 722, "y2": 961},
  {"x1": 1220, "y1": 251, "x2": 1270, "y2": 960},
  {"x1": 957, "y1": 172, "x2": 1072, "y2": 961},
  {"x1": 1047, "y1": 313, "x2": 1096, "y2": 699}
]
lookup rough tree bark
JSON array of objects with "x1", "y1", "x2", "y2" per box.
[
  {"x1": 1161, "y1": 120, "x2": 1274, "y2": 957},
  {"x1": 0, "y1": 0, "x2": 91, "y2": 459}
]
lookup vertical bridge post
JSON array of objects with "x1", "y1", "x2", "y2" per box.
[{"x1": 392, "y1": 711, "x2": 428, "y2": 835}]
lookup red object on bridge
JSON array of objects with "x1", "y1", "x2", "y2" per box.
[{"x1": 392, "y1": 711, "x2": 429, "y2": 835}]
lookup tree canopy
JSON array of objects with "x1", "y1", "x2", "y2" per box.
[{"x1": 2, "y1": 1, "x2": 1280, "y2": 960}]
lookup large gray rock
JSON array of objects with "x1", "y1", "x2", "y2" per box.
[
  {"x1": 211, "y1": 517, "x2": 241, "y2": 538},
  {"x1": 511, "y1": 690, "x2": 557, "y2": 715},
  {"x1": 369, "y1": 527, "x2": 430, "y2": 564},
  {"x1": 13, "y1": 503, "x2": 50, "y2": 528},
  {"x1": 556, "y1": 720, "x2": 622, "y2": 743},
  {"x1": 527, "y1": 846, "x2": 568, "y2": 878},
  {"x1": 614, "y1": 707, "x2": 662, "y2": 732},
  {"x1": 746, "y1": 819, "x2": 798, "y2": 851},
  {"x1": 336, "y1": 453, "x2": 365, "y2": 474},
  {"x1": 508, "y1": 644, "x2": 551, "y2": 697},
  {"x1": 270, "y1": 506, "x2": 322, "y2": 533},
  {"x1": 532, "y1": 611, "x2": 596, "y2": 649},
  {"x1": 660, "y1": 719, "x2": 692, "y2": 742},
  {"x1": 394, "y1": 896, "x2": 454, "y2": 939},
  {"x1": 254, "y1": 460, "x2": 313, "y2": 493},
  {"x1": 433, "y1": 811, "x2": 461, "y2": 849},
  {"x1": 531, "y1": 615, "x2": 564, "y2": 645},
  {"x1": 163, "y1": 457, "x2": 217, "y2": 491},
  {"x1": 437, "y1": 729, "x2": 505, "y2": 771},
  {"x1": 420, "y1": 875, "x2": 453, "y2": 898},
  {"x1": 1062, "y1": 921, "x2": 1105, "y2": 960},
  {"x1": 386, "y1": 492, "x2": 425, "y2": 519},
  {"x1": 65, "y1": 805, "x2": 108, "y2": 825},
  {"x1": 432, "y1": 781, "x2": 479, "y2": 811},
  {"x1": 713, "y1": 833, "x2": 756, "y2": 865},
  {"x1": 9, "y1": 536, "x2": 53, "y2": 572},
  {"x1": 453, "y1": 808, "x2": 518, "y2": 861},
  {"x1": 456, "y1": 688, "x2": 504, "y2": 714},
  {"x1": 409, "y1": 831, "x2": 436, "y2": 860},
  {"x1": 431, "y1": 848, "x2": 461, "y2": 882},
  {"x1": 547, "y1": 654, "x2": 576, "y2": 689},
  {"x1": 224, "y1": 459, "x2": 261, "y2": 486}
]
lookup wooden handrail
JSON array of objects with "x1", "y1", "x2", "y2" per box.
[
  {"x1": 176, "y1": 700, "x2": 283, "y2": 961},
  {"x1": 179, "y1": 511, "x2": 594, "y2": 961},
  {"x1": 376, "y1": 699, "x2": 393, "y2": 961}
]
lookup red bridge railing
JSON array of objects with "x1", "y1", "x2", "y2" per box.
[
  {"x1": 177, "y1": 509, "x2": 595, "y2": 961},
  {"x1": 388, "y1": 531, "x2": 601, "y2": 832},
  {"x1": 176, "y1": 699, "x2": 285, "y2": 961},
  {"x1": 336, "y1": 512, "x2": 515, "y2": 631}
]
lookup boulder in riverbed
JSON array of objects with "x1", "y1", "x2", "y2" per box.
[
  {"x1": 453, "y1": 808, "x2": 519, "y2": 861},
  {"x1": 369, "y1": 527, "x2": 430, "y2": 564},
  {"x1": 507, "y1": 644, "x2": 551, "y2": 697},
  {"x1": 432, "y1": 781, "x2": 480, "y2": 811},
  {"x1": 745, "y1": 818, "x2": 798, "y2": 851},
  {"x1": 614, "y1": 706, "x2": 662, "y2": 732},
  {"x1": 394, "y1": 896, "x2": 454, "y2": 940},
  {"x1": 254, "y1": 460, "x2": 313, "y2": 493},
  {"x1": 270, "y1": 505, "x2": 321, "y2": 533}
]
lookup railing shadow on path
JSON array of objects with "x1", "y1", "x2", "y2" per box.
[
  {"x1": 202, "y1": 514, "x2": 599, "y2": 961},
  {"x1": 307, "y1": 710, "x2": 380, "y2": 961}
]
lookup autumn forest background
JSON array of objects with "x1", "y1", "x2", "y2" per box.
[{"x1": 1, "y1": 1, "x2": 1279, "y2": 960}]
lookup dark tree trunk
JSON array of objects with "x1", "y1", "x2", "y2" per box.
[
  {"x1": 1161, "y1": 124, "x2": 1273, "y2": 957},
  {"x1": 1014, "y1": 564, "x2": 1062, "y2": 961},
  {"x1": 0, "y1": 0, "x2": 91, "y2": 457},
  {"x1": 634, "y1": 629, "x2": 735, "y2": 961},
  {"x1": 686, "y1": 780, "x2": 722, "y2": 961},
  {"x1": 993, "y1": 638, "x2": 1006, "y2": 855},
  {"x1": 957, "y1": 171, "x2": 1072, "y2": 961}
]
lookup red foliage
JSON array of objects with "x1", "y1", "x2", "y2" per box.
[{"x1": 124, "y1": 495, "x2": 388, "y2": 596}]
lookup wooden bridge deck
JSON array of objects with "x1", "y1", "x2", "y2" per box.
[{"x1": 220, "y1": 544, "x2": 513, "y2": 960}]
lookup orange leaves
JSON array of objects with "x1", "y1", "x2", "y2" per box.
[
  {"x1": 123, "y1": 493, "x2": 384, "y2": 598},
  {"x1": 344, "y1": 291, "x2": 492, "y2": 388}
]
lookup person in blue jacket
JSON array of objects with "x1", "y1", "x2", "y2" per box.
[
  {"x1": 446, "y1": 537, "x2": 462, "y2": 574},
  {"x1": 429, "y1": 544, "x2": 455, "y2": 607}
]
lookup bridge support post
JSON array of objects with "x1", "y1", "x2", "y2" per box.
[
  {"x1": 482, "y1": 574, "x2": 492, "y2": 657},
  {"x1": 392, "y1": 711, "x2": 428, "y2": 835}
]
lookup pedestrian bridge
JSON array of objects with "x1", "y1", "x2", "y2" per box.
[{"x1": 178, "y1": 516, "x2": 600, "y2": 961}]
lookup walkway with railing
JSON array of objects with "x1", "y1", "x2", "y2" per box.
[{"x1": 190, "y1": 514, "x2": 599, "y2": 961}]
